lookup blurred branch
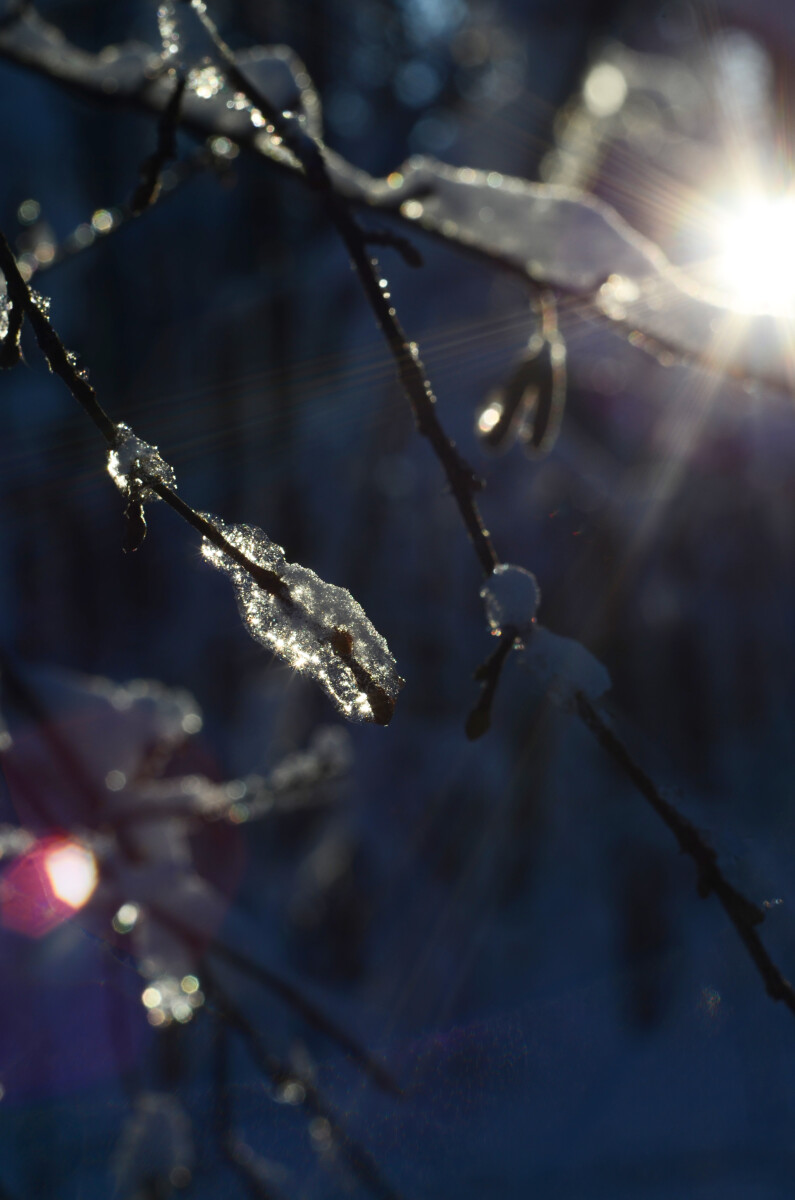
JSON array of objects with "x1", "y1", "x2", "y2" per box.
[
  {"x1": 206, "y1": 967, "x2": 405, "y2": 1200},
  {"x1": 148, "y1": 901, "x2": 400, "y2": 1096},
  {"x1": 25, "y1": 145, "x2": 224, "y2": 285},
  {"x1": 213, "y1": 1020, "x2": 285, "y2": 1200}
]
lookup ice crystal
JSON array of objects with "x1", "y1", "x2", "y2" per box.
[
  {"x1": 200, "y1": 514, "x2": 401, "y2": 724},
  {"x1": 480, "y1": 564, "x2": 540, "y2": 640},
  {"x1": 0, "y1": 292, "x2": 10, "y2": 343},
  {"x1": 29, "y1": 289, "x2": 50, "y2": 315},
  {"x1": 107, "y1": 423, "x2": 176, "y2": 500}
]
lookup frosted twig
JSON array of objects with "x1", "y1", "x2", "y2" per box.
[
  {"x1": 0, "y1": 232, "x2": 399, "y2": 724},
  {"x1": 0, "y1": 284, "x2": 21, "y2": 368},
  {"x1": 0, "y1": 229, "x2": 117, "y2": 439},
  {"x1": 0, "y1": 230, "x2": 280, "y2": 583},
  {"x1": 2, "y1": 11, "x2": 792, "y2": 393}
]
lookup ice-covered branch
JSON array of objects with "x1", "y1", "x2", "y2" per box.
[
  {"x1": 0, "y1": 232, "x2": 400, "y2": 725},
  {"x1": 183, "y1": 0, "x2": 498, "y2": 576},
  {"x1": 1, "y1": 7, "x2": 793, "y2": 394}
]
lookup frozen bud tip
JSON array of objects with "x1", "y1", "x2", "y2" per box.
[
  {"x1": 107, "y1": 423, "x2": 176, "y2": 500},
  {"x1": 480, "y1": 563, "x2": 540, "y2": 640}
]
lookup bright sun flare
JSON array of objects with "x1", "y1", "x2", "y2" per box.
[
  {"x1": 44, "y1": 841, "x2": 98, "y2": 909},
  {"x1": 715, "y1": 194, "x2": 795, "y2": 317}
]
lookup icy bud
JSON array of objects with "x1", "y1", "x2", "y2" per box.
[
  {"x1": 518, "y1": 329, "x2": 567, "y2": 457},
  {"x1": 476, "y1": 331, "x2": 546, "y2": 451},
  {"x1": 200, "y1": 515, "x2": 402, "y2": 724},
  {"x1": 480, "y1": 564, "x2": 540, "y2": 641},
  {"x1": 107, "y1": 423, "x2": 176, "y2": 500}
]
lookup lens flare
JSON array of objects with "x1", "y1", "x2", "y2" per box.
[
  {"x1": 0, "y1": 836, "x2": 98, "y2": 937},
  {"x1": 44, "y1": 841, "x2": 98, "y2": 908},
  {"x1": 714, "y1": 194, "x2": 795, "y2": 316}
]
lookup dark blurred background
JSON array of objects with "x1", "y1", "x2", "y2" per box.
[{"x1": 2, "y1": 1, "x2": 795, "y2": 1197}]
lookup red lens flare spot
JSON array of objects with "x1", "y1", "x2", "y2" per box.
[{"x1": 0, "y1": 836, "x2": 98, "y2": 938}]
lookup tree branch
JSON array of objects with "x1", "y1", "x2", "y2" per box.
[
  {"x1": 185, "y1": 0, "x2": 498, "y2": 577},
  {"x1": 575, "y1": 691, "x2": 795, "y2": 1015}
]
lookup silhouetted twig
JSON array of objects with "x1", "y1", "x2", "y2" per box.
[
  {"x1": 362, "y1": 227, "x2": 423, "y2": 268},
  {"x1": 575, "y1": 691, "x2": 795, "y2": 1015},
  {"x1": 187, "y1": 0, "x2": 499, "y2": 577},
  {"x1": 131, "y1": 70, "x2": 186, "y2": 214},
  {"x1": 465, "y1": 631, "x2": 518, "y2": 740}
]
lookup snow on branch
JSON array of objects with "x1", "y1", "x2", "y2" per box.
[
  {"x1": 368, "y1": 157, "x2": 792, "y2": 393},
  {"x1": 1, "y1": 7, "x2": 793, "y2": 394},
  {"x1": 0, "y1": 233, "x2": 400, "y2": 726},
  {"x1": 2, "y1": 2, "x2": 794, "y2": 1037},
  {"x1": 200, "y1": 515, "x2": 402, "y2": 725}
]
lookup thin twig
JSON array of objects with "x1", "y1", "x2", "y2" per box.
[
  {"x1": 187, "y1": 0, "x2": 498, "y2": 577},
  {"x1": 0, "y1": 230, "x2": 117, "y2": 439},
  {"x1": 361, "y1": 227, "x2": 423, "y2": 268},
  {"x1": 206, "y1": 967, "x2": 405, "y2": 1200},
  {"x1": 131, "y1": 70, "x2": 186, "y2": 214},
  {"x1": 29, "y1": 147, "x2": 220, "y2": 283},
  {"x1": 0, "y1": 230, "x2": 290, "y2": 602},
  {"x1": 465, "y1": 631, "x2": 518, "y2": 740},
  {"x1": 575, "y1": 691, "x2": 795, "y2": 1015}
]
